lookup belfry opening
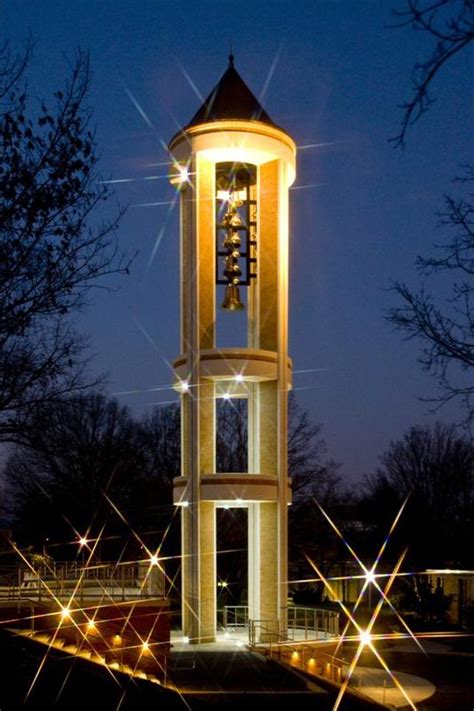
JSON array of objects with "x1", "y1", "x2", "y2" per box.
[{"x1": 169, "y1": 56, "x2": 296, "y2": 643}]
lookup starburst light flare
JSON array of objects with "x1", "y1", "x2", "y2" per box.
[
  {"x1": 313, "y1": 496, "x2": 425, "y2": 657},
  {"x1": 125, "y1": 87, "x2": 153, "y2": 128},
  {"x1": 258, "y1": 44, "x2": 283, "y2": 103},
  {"x1": 305, "y1": 551, "x2": 416, "y2": 711}
]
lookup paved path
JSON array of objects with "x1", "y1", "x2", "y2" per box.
[
  {"x1": 168, "y1": 649, "x2": 391, "y2": 709},
  {"x1": 169, "y1": 630, "x2": 445, "y2": 708},
  {"x1": 168, "y1": 650, "x2": 322, "y2": 693},
  {"x1": 347, "y1": 665, "x2": 436, "y2": 707},
  {"x1": 170, "y1": 631, "x2": 432, "y2": 707}
]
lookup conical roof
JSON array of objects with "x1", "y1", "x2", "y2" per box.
[{"x1": 184, "y1": 55, "x2": 277, "y2": 129}]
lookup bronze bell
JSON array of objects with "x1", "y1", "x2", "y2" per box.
[{"x1": 221, "y1": 284, "x2": 244, "y2": 311}]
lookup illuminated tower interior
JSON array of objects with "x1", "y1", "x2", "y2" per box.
[{"x1": 169, "y1": 56, "x2": 296, "y2": 643}]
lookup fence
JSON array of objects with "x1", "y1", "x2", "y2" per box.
[
  {"x1": 264, "y1": 640, "x2": 344, "y2": 683},
  {"x1": 222, "y1": 605, "x2": 249, "y2": 628},
  {"x1": 0, "y1": 561, "x2": 165, "y2": 603},
  {"x1": 287, "y1": 606, "x2": 339, "y2": 639},
  {"x1": 248, "y1": 618, "x2": 283, "y2": 644},
  {"x1": 242, "y1": 606, "x2": 339, "y2": 644}
]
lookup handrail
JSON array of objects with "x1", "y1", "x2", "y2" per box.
[
  {"x1": 264, "y1": 639, "x2": 345, "y2": 683},
  {"x1": 222, "y1": 605, "x2": 249, "y2": 628},
  {"x1": 0, "y1": 561, "x2": 165, "y2": 603},
  {"x1": 248, "y1": 619, "x2": 288, "y2": 645},
  {"x1": 247, "y1": 606, "x2": 339, "y2": 644},
  {"x1": 287, "y1": 606, "x2": 340, "y2": 638}
]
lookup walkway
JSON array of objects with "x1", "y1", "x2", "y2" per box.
[
  {"x1": 180, "y1": 627, "x2": 436, "y2": 709},
  {"x1": 347, "y1": 666, "x2": 436, "y2": 708},
  {"x1": 168, "y1": 648, "x2": 324, "y2": 695},
  {"x1": 170, "y1": 626, "x2": 332, "y2": 652}
]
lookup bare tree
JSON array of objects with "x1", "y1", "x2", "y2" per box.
[
  {"x1": 388, "y1": 2, "x2": 474, "y2": 422},
  {"x1": 140, "y1": 405, "x2": 181, "y2": 486},
  {"x1": 381, "y1": 422, "x2": 473, "y2": 514},
  {"x1": 390, "y1": 0, "x2": 474, "y2": 148},
  {"x1": 3, "y1": 394, "x2": 184, "y2": 552},
  {"x1": 3, "y1": 394, "x2": 145, "y2": 550},
  {"x1": 362, "y1": 422, "x2": 474, "y2": 566},
  {"x1": 288, "y1": 395, "x2": 341, "y2": 503},
  {"x1": 216, "y1": 398, "x2": 248, "y2": 473},
  {"x1": 0, "y1": 42, "x2": 128, "y2": 441},
  {"x1": 388, "y1": 168, "x2": 474, "y2": 421}
]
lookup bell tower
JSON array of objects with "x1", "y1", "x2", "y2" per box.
[{"x1": 170, "y1": 56, "x2": 296, "y2": 643}]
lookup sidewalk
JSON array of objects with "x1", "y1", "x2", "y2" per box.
[{"x1": 347, "y1": 666, "x2": 436, "y2": 708}]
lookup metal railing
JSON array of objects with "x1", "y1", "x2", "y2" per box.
[
  {"x1": 248, "y1": 619, "x2": 284, "y2": 645},
  {"x1": 349, "y1": 673, "x2": 393, "y2": 705},
  {"x1": 0, "y1": 562, "x2": 165, "y2": 603},
  {"x1": 287, "y1": 606, "x2": 339, "y2": 639},
  {"x1": 265, "y1": 639, "x2": 344, "y2": 683},
  {"x1": 222, "y1": 605, "x2": 249, "y2": 628},
  {"x1": 246, "y1": 607, "x2": 339, "y2": 644}
]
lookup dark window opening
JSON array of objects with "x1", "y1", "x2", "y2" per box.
[
  {"x1": 216, "y1": 398, "x2": 248, "y2": 473},
  {"x1": 216, "y1": 507, "x2": 248, "y2": 619}
]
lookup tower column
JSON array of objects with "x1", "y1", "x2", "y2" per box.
[
  {"x1": 250, "y1": 159, "x2": 290, "y2": 637},
  {"x1": 277, "y1": 158, "x2": 291, "y2": 635},
  {"x1": 180, "y1": 156, "x2": 216, "y2": 643}
]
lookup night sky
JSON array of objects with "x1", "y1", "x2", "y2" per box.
[{"x1": 3, "y1": 1, "x2": 472, "y2": 480}]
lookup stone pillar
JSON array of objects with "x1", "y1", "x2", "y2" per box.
[
  {"x1": 246, "y1": 159, "x2": 289, "y2": 637},
  {"x1": 180, "y1": 156, "x2": 217, "y2": 643}
]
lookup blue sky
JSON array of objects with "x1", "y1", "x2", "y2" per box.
[{"x1": 3, "y1": 1, "x2": 473, "y2": 478}]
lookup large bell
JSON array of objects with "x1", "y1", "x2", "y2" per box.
[{"x1": 220, "y1": 284, "x2": 244, "y2": 311}]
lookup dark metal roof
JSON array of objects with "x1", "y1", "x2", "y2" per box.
[{"x1": 185, "y1": 55, "x2": 277, "y2": 129}]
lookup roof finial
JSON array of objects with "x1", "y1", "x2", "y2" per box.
[{"x1": 228, "y1": 41, "x2": 234, "y2": 67}]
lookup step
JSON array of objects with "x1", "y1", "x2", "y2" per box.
[
  {"x1": 90, "y1": 654, "x2": 106, "y2": 665},
  {"x1": 33, "y1": 633, "x2": 52, "y2": 644}
]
